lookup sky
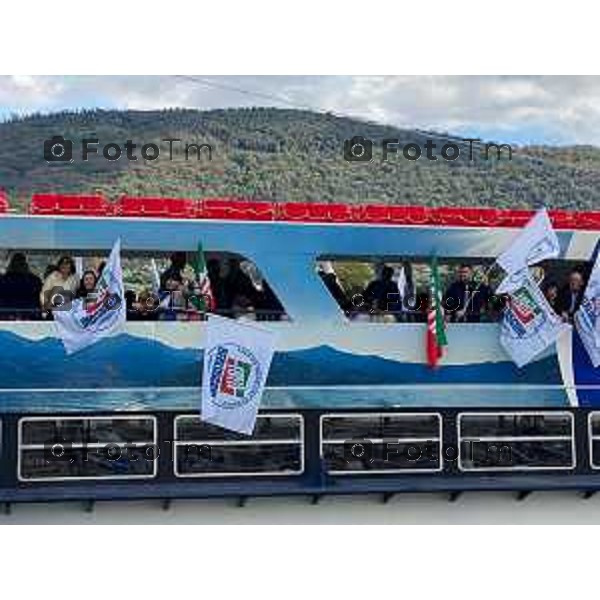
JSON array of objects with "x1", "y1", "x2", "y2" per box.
[{"x1": 0, "y1": 75, "x2": 599, "y2": 146}]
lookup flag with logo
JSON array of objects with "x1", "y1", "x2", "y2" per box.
[
  {"x1": 575, "y1": 252, "x2": 600, "y2": 367},
  {"x1": 201, "y1": 314, "x2": 276, "y2": 434},
  {"x1": 190, "y1": 242, "x2": 215, "y2": 312},
  {"x1": 426, "y1": 257, "x2": 448, "y2": 367},
  {"x1": 499, "y1": 268, "x2": 566, "y2": 367},
  {"x1": 496, "y1": 208, "x2": 560, "y2": 283},
  {"x1": 54, "y1": 239, "x2": 126, "y2": 354}
]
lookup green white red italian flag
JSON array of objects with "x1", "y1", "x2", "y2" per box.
[
  {"x1": 427, "y1": 257, "x2": 448, "y2": 367},
  {"x1": 191, "y1": 242, "x2": 215, "y2": 311}
]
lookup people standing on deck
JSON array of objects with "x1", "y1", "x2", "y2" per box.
[
  {"x1": 10, "y1": 252, "x2": 583, "y2": 325},
  {"x1": 158, "y1": 273, "x2": 187, "y2": 320},
  {"x1": 443, "y1": 264, "x2": 490, "y2": 323},
  {"x1": 160, "y1": 252, "x2": 187, "y2": 291},
  {"x1": 77, "y1": 270, "x2": 98, "y2": 300},
  {"x1": 40, "y1": 255, "x2": 79, "y2": 313},
  {"x1": 0, "y1": 253, "x2": 43, "y2": 320},
  {"x1": 364, "y1": 265, "x2": 402, "y2": 318},
  {"x1": 557, "y1": 268, "x2": 586, "y2": 323}
]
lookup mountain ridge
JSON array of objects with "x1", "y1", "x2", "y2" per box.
[
  {"x1": 0, "y1": 331, "x2": 561, "y2": 389},
  {"x1": 1, "y1": 107, "x2": 599, "y2": 211}
]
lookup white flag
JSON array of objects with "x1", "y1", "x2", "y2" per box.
[
  {"x1": 202, "y1": 314, "x2": 276, "y2": 435},
  {"x1": 575, "y1": 254, "x2": 600, "y2": 366},
  {"x1": 150, "y1": 258, "x2": 161, "y2": 292},
  {"x1": 497, "y1": 208, "x2": 560, "y2": 282},
  {"x1": 393, "y1": 266, "x2": 407, "y2": 299},
  {"x1": 74, "y1": 256, "x2": 84, "y2": 278},
  {"x1": 54, "y1": 239, "x2": 126, "y2": 354},
  {"x1": 499, "y1": 268, "x2": 567, "y2": 368}
]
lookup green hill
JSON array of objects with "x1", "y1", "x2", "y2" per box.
[{"x1": 1, "y1": 107, "x2": 600, "y2": 211}]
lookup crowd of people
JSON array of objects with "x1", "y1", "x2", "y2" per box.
[
  {"x1": 0, "y1": 251, "x2": 286, "y2": 321},
  {"x1": 0, "y1": 253, "x2": 106, "y2": 319},
  {"x1": 541, "y1": 268, "x2": 587, "y2": 323},
  {"x1": 126, "y1": 253, "x2": 284, "y2": 322},
  {"x1": 0, "y1": 251, "x2": 589, "y2": 324},
  {"x1": 327, "y1": 261, "x2": 589, "y2": 324}
]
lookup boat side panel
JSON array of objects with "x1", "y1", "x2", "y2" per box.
[
  {"x1": 0, "y1": 216, "x2": 589, "y2": 411},
  {"x1": 0, "y1": 321, "x2": 566, "y2": 411}
]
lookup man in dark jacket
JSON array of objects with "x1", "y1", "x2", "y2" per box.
[
  {"x1": 444, "y1": 264, "x2": 490, "y2": 323},
  {"x1": 0, "y1": 253, "x2": 43, "y2": 319},
  {"x1": 364, "y1": 266, "x2": 402, "y2": 316}
]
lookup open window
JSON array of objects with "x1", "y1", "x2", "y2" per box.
[
  {"x1": 0, "y1": 248, "x2": 288, "y2": 322},
  {"x1": 316, "y1": 256, "x2": 589, "y2": 324}
]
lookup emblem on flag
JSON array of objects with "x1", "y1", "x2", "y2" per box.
[
  {"x1": 207, "y1": 343, "x2": 262, "y2": 409},
  {"x1": 505, "y1": 286, "x2": 543, "y2": 336}
]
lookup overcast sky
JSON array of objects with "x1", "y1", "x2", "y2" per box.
[{"x1": 0, "y1": 75, "x2": 598, "y2": 146}]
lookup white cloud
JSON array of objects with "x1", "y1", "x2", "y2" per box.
[{"x1": 1, "y1": 75, "x2": 600, "y2": 145}]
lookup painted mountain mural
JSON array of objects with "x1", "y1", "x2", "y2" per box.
[{"x1": 0, "y1": 331, "x2": 561, "y2": 389}]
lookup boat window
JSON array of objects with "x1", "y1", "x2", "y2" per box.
[
  {"x1": 18, "y1": 415, "x2": 157, "y2": 482},
  {"x1": 173, "y1": 414, "x2": 304, "y2": 477},
  {"x1": 457, "y1": 412, "x2": 575, "y2": 471},
  {"x1": 0, "y1": 249, "x2": 288, "y2": 322},
  {"x1": 317, "y1": 257, "x2": 588, "y2": 324},
  {"x1": 320, "y1": 413, "x2": 442, "y2": 474},
  {"x1": 588, "y1": 413, "x2": 600, "y2": 469}
]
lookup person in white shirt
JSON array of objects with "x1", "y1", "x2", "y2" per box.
[{"x1": 40, "y1": 255, "x2": 79, "y2": 312}]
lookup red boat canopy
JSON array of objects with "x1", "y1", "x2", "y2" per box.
[
  {"x1": 30, "y1": 193, "x2": 111, "y2": 216},
  {"x1": 21, "y1": 193, "x2": 600, "y2": 230}
]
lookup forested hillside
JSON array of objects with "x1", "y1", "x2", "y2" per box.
[{"x1": 1, "y1": 107, "x2": 599, "y2": 211}]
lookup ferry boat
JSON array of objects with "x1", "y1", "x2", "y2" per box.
[{"x1": 1, "y1": 193, "x2": 600, "y2": 505}]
